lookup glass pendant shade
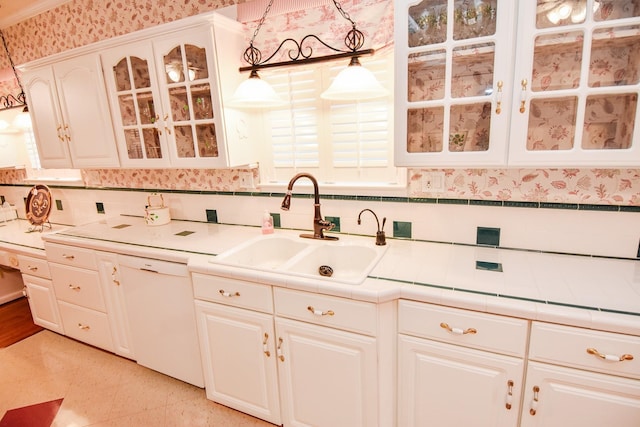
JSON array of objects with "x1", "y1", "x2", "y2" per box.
[
  {"x1": 13, "y1": 106, "x2": 32, "y2": 129},
  {"x1": 227, "y1": 70, "x2": 286, "y2": 109},
  {"x1": 321, "y1": 57, "x2": 388, "y2": 101}
]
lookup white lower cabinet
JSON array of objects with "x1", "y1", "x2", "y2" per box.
[
  {"x1": 398, "y1": 301, "x2": 640, "y2": 427},
  {"x1": 397, "y1": 300, "x2": 529, "y2": 427},
  {"x1": 520, "y1": 322, "x2": 640, "y2": 427},
  {"x1": 17, "y1": 254, "x2": 64, "y2": 334},
  {"x1": 45, "y1": 242, "x2": 114, "y2": 352},
  {"x1": 193, "y1": 273, "x2": 395, "y2": 427},
  {"x1": 96, "y1": 251, "x2": 135, "y2": 359}
]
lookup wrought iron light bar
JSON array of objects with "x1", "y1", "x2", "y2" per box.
[
  {"x1": 238, "y1": 0, "x2": 374, "y2": 73},
  {"x1": 0, "y1": 29, "x2": 27, "y2": 111}
]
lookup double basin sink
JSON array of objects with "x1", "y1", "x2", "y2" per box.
[{"x1": 209, "y1": 234, "x2": 389, "y2": 285}]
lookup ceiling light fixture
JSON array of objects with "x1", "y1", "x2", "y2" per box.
[
  {"x1": 228, "y1": 0, "x2": 387, "y2": 109},
  {"x1": 0, "y1": 29, "x2": 27, "y2": 112}
]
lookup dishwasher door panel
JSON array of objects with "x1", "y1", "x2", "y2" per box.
[{"x1": 119, "y1": 262, "x2": 204, "y2": 388}]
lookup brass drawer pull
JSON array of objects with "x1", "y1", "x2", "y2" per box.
[
  {"x1": 68, "y1": 284, "x2": 81, "y2": 291},
  {"x1": 62, "y1": 254, "x2": 75, "y2": 260},
  {"x1": 529, "y1": 385, "x2": 539, "y2": 415},
  {"x1": 27, "y1": 265, "x2": 38, "y2": 271},
  {"x1": 587, "y1": 347, "x2": 634, "y2": 362},
  {"x1": 219, "y1": 289, "x2": 240, "y2": 298},
  {"x1": 263, "y1": 332, "x2": 271, "y2": 357},
  {"x1": 277, "y1": 337, "x2": 285, "y2": 362},
  {"x1": 307, "y1": 306, "x2": 334, "y2": 316},
  {"x1": 505, "y1": 380, "x2": 514, "y2": 410},
  {"x1": 78, "y1": 323, "x2": 90, "y2": 331},
  {"x1": 440, "y1": 322, "x2": 477, "y2": 335}
]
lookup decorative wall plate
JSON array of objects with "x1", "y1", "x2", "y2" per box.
[{"x1": 25, "y1": 184, "x2": 52, "y2": 226}]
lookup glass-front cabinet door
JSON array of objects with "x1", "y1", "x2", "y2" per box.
[
  {"x1": 153, "y1": 29, "x2": 226, "y2": 168},
  {"x1": 102, "y1": 42, "x2": 170, "y2": 167},
  {"x1": 395, "y1": 0, "x2": 517, "y2": 166},
  {"x1": 509, "y1": 0, "x2": 640, "y2": 166}
]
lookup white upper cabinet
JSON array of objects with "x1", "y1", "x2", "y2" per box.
[
  {"x1": 394, "y1": 0, "x2": 517, "y2": 167},
  {"x1": 395, "y1": 0, "x2": 640, "y2": 167},
  {"x1": 23, "y1": 54, "x2": 120, "y2": 169},
  {"x1": 509, "y1": 0, "x2": 640, "y2": 166},
  {"x1": 101, "y1": 14, "x2": 254, "y2": 168}
]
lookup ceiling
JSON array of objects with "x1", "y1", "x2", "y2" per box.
[{"x1": 0, "y1": 0, "x2": 70, "y2": 28}]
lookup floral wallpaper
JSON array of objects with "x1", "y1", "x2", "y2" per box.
[{"x1": 408, "y1": 168, "x2": 640, "y2": 205}]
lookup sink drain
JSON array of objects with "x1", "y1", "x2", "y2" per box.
[{"x1": 318, "y1": 265, "x2": 333, "y2": 277}]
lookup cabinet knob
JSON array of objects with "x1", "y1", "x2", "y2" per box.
[{"x1": 587, "y1": 347, "x2": 634, "y2": 362}]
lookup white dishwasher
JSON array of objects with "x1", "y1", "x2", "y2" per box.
[{"x1": 118, "y1": 254, "x2": 204, "y2": 387}]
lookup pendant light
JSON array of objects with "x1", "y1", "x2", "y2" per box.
[
  {"x1": 229, "y1": 0, "x2": 386, "y2": 109},
  {"x1": 0, "y1": 30, "x2": 28, "y2": 116}
]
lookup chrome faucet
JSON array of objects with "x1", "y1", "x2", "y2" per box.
[
  {"x1": 357, "y1": 209, "x2": 386, "y2": 246},
  {"x1": 281, "y1": 173, "x2": 338, "y2": 240}
]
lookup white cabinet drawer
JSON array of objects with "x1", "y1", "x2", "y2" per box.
[
  {"x1": 530, "y1": 322, "x2": 640, "y2": 380},
  {"x1": 192, "y1": 273, "x2": 273, "y2": 313},
  {"x1": 17, "y1": 254, "x2": 51, "y2": 279},
  {"x1": 274, "y1": 288, "x2": 377, "y2": 336},
  {"x1": 58, "y1": 301, "x2": 114, "y2": 352},
  {"x1": 398, "y1": 300, "x2": 529, "y2": 357},
  {"x1": 45, "y1": 242, "x2": 97, "y2": 269},
  {"x1": 50, "y1": 263, "x2": 106, "y2": 312}
]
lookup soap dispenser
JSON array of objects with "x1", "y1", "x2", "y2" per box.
[{"x1": 261, "y1": 210, "x2": 274, "y2": 234}]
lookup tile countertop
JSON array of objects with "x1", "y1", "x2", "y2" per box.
[
  {"x1": 27, "y1": 216, "x2": 640, "y2": 336},
  {"x1": 0, "y1": 219, "x2": 61, "y2": 258}
]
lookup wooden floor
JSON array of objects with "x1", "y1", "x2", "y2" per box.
[{"x1": 0, "y1": 297, "x2": 43, "y2": 348}]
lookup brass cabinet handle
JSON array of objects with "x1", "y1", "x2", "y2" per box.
[
  {"x1": 587, "y1": 347, "x2": 634, "y2": 362},
  {"x1": 440, "y1": 322, "x2": 477, "y2": 335},
  {"x1": 78, "y1": 323, "x2": 90, "y2": 331},
  {"x1": 111, "y1": 266, "x2": 120, "y2": 286},
  {"x1": 505, "y1": 380, "x2": 514, "y2": 410},
  {"x1": 68, "y1": 284, "x2": 81, "y2": 291},
  {"x1": 277, "y1": 337, "x2": 285, "y2": 362},
  {"x1": 519, "y1": 79, "x2": 528, "y2": 113},
  {"x1": 529, "y1": 385, "x2": 540, "y2": 415},
  {"x1": 27, "y1": 265, "x2": 38, "y2": 271},
  {"x1": 263, "y1": 332, "x2": 271, "y2": 357},
  {"x1": 62, "y1": 254, "x2": 75, "y2": 260},
  {"x1": 57, "y1": 125, "x2": 64, "y2": 142},
  {"x1": 219, "y1": 289, "x2": 240, "y2": 298},
  {"x1": 307, "y1": 306, "x2": 334, "y2": 316},
  {"x1": 495, "y1": 80, "x2": 503, "y2": 114}
]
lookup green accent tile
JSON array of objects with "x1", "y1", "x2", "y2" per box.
[
  {"x1": 578, "y1": 204, "x2": 619, "y2": 212},
  {"x1": 546, "y1": 301, "x2": 599, "y2": 311},
  {"x1": 55, "y1": 199, "x2": 63, "y2": 210},
  {"x1": 601, "y1": 308, "x2": 640, "y2": 317},
  {"x1": 270, "y1": 192, "x2": 287, "y2": 198},
  {"x1": 438, "y1": 198, "x2": 469, "y2": 205},
  {"x1": 540, "y1": 202, "x2": 578, "y2": 210},
  {"x1": 0, "y1": 195, "x2": 4, "y2": 204},
  {"x1": 206, "y1": 209, "x2": 218, "y2": 223},
  {"x1": 475, "y1": 261, "x2": 503, "y2": 272},
  {"x1": 271, "y1": 213, "x2": 281, "y2": 228},
  {"x1": 96, "y1": 202, "x2": 105, "y2": 214},
  {"x1": 504, "y1": 201, "x2": 539, "y2": 209},
  {"x1": 175, "y1": 230, "x2": 195, "y2": 236},
  {"x1": 381, "y1": 196, "x2": 409, "y2": 203},
  {"x1": 354, "y1": 195, "x2": 378, "y2": 201},
  {"x1": 620, "y1": 206, "x2": 640, "y2": 213},
  {"x1": 217, "y1": 191, "x2": 234, "y2": 196},
  {"x1": 291, "y1": 193, "x2": 312, "y2": 199},
  {"x1": 409, "y1": 197, "x2": 437, "y2": 204},
  {"x1": 325, "y1": 216, "x2": 340, "y2": 232},
  {"x1": 234, "y1": 191, "x2": 253, "y2": 197},
  {"x1": 393, "y1": 221, "x2": 412, "y2": 239},
  {"x1": 477, "y1": 226, "x2": 500, "y2": 246},
  {"x1": 252, "y1": 192, "x2": 271, "y2": 197},
  {"x1": 470, "y1": 200, "x2": 502, "y2": 207}
]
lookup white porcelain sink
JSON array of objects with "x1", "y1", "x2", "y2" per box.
[
  {"x1": 210, "y1": 234, "x2": 388, "y2": 285},
  {"x1": 282, "y1": 243, "x2": 386, "y2": 285},
  {"x1": 212, "y1": 236, "x2": 309, "y2": 269}
]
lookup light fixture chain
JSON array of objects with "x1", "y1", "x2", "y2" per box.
[
  {"x1": 332, "y1": 0, "x2": 356, "y2": 26},
  {"x1": 0, "y1": 30, "x2": 25, "y2": 97},
  {"x1": 251, "y1": 0, "x2": 276, "y2": 46}
]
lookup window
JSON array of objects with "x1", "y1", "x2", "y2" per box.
[{"x1": 258, "y1": 50, "x2": 404, "y2": 188}]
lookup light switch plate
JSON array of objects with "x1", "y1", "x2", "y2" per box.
[{"x1": 422, "y1": 171, "x2": 445, "y2": 193}]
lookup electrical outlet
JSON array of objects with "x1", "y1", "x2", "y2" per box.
[
  {"x1": 422, "y1": 171, "x2": 445, "y2": 193},
  {"x1": 239, "y1": 171, "x2": 254, "y2": 189}
]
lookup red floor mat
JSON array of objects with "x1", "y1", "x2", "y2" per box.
[{"x1": 0, "y1": 398, "x2": 63, "y2": 427}]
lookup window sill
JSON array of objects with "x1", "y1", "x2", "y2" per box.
[
  {"x1": 257, "y1": 181, "x2": 408, "y2": 197},
  {"x1": 23, "y1": 177, "x2": 84, "y2": 187}
]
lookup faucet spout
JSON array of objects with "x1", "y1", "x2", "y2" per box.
[
  {"x1": 357, "y1": 208, "x2": 386, "y2": 246},
  {"x1": 281, "y1": 173, "x2": 338, "y2": 240}
]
